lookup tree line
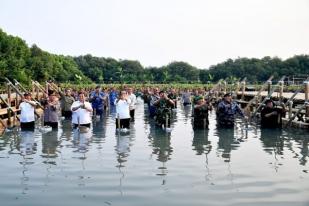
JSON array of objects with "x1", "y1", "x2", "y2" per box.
[{"x1": 0, "y1": 28, "x2": 308, "y2": 85}]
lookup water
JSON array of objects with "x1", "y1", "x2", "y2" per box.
[{"x1": 0, "y1": 99, "x2": 308, "y2": 206}]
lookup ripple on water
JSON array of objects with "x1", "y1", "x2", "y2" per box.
[{"x1": 0, "y1": 103, "x2": 308, "y2": 206}]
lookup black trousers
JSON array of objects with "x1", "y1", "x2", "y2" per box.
[
  {"x1": 62, "y1": 111, "x2": 72, "y2": 119},
  {"x1": 73, "y1": 123, "x2": 91, "y2": 129},
  {"x1": 20, "y1": 121, "x2": 35, "y2": 131},
  {"x1": 115, "y1": 118, "x2": 130, "y2": 129},
  {"x1": 44, "y1": 122, "x2": 58, "y2": 129},
  {"x1": 130, "y1": 109, "x2": 135, "y2": 121}
]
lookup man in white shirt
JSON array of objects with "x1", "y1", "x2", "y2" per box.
[
  {"x1": 18, "y1": 92, "x2": 37, "y2": 131},
  {"x1": 127, "y1": 87, "x2": 137, "y2": 122},
  {"x1": 71, "y1": 92, "x2": 93, "y2": 129},
  {"x1": 115, "y1": 91, "x2": 131, "y2": 129}
]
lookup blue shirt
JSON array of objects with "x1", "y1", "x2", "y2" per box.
[
  {"x1": 90, "y1": 91, "x2": 105, "y2": 110},
  {"x1": 109, "y1": 91, "x2": 118, "y2": 106},
  {"x1": 217, "y1": 100, "x2": 244, "y2": 126}
]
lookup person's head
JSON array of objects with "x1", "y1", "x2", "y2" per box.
[
  {"x1": 95, "y1": 86, "x2": 100, "y2": 92},
  {"x1": 120, "y1": 90, "x2": 127, "y2": 99},
  {"x1": 78, "y1": 91, "x2": 85, "y2": 102},
  {"x1": 194, "y1": 89, "x2": 199, "y2": 95},
  {"x1": 265, "y1": 99, "x2": 274, "y2": 108},
  {"x1": 24, "y1": 92, "x2": 31, "y2": 100},
  {"x1": 159, "y1": 91, "x2": 166, "y2": 98},
  {"x1": 154, "y1": 87, "x2": 159, "y2": 94},
  {"x1": 127, "y1": 87, "x2": 133, "y2": 94},
  {"x1": 49, "y1": 92, "x2": 57, "y2": 101},
  {"x1": 224, "y1": 93, "x2": 232, "y2": 103},
  {"x1": 65, "y1": 88, "x2": 71, "y2": 96},
  {"x1": 196, "y1": 96, "x2": 204, "y2": 105}
]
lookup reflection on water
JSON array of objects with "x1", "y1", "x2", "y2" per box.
[
  {"x1": 192, "y1": 129, "x2": 211, "y2": 156},
  {"x1": 73, "y1": 129, "x2": 92, "y2": 155},
  {"x1": 216, "y1": 128, "x2": 240, "y2": 162},
  {"x1": 0, "y1": 99, "x2": 308, "y2": 206},
  {"x1": 260, "y1": 128, "x2": 309, "y2": 171},
  {"x1": 148, "y1": 120, "x2": 173, "y2": 177},
  {"x1": 19, "y1": 131, "x2": 36, "y2": 156}
]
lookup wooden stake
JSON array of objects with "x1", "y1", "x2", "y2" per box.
[
  {"x1": 267, "y1": 80, "x2": 272, "y2": 95},
  {"x1": 305, "y1": 81, "x2": 309, "y2": 117},
  {"x1": 241, "y1": 81, "x2": 246, "y2": 100},
  {"x1": 32, "y1": 82, "x2": 35, "y2": 98},
  {"x1": 6, "y1": 84, "x2": 11, "y2": 127},
  {"x1": 279, "y1": 80, "x2": 284, "y2": 103},
  {"x1": 288, "y1": 101, "x2": 293, "y2": 119},
  {"x1": 7, "y1": 83, "x2": 11, "y2": 107}
]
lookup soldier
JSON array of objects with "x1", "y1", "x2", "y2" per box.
[
  {"x1": 193, "y1": 96, "x2": 211, "y2": 129},
  {"x1": 154, "y1": 91, "x2": 175, "y2": 128},
  {"x1": 217, "y1": 93, "x2": 244, "y2": 127},
  {"x1": 168, "y1": 88, "x2": 178, "y2": 109},
  {"x1": 60, "y1": 88, "x2": 75, "y2": 119},
  {"x1": 261, "y1": 99, "x2": 285, "y2": 128}
]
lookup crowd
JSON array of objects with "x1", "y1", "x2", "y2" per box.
[{"x1": 17, "y1": 85, "x2": 286, "y2": 132}]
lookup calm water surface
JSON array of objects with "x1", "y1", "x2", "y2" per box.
[{"x1": 0, "y1": 99, "x2": 308, "y2": 206}]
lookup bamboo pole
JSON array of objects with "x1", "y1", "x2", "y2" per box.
[
  {"x1": 288, "y1": 101, "x2": 293, "y2": 119},
  {"x1": 241, "y1": 80, "x2": 246, "y2": 100},
  {"x1": 7, "y1": 83, "x2": 11, "y2": 107},
  {"x1": 305, "y1": 81, "x2": 309, "y2": 117},
  {"x1": 7, "y1": 83, "x2": 11, "y2": 127},
  {"x1": 267, "y1": 80, "x2": 272, "y2": 95},
  {"x1": 36, "y1": 84, "x2": 39, "y2": 100},
  {"x1": 32, "y1": 82, "x2": 35, "y2": 98},
  {"x1": 279, "y1": 80, "x2": 284, "y2": 103},
  {"x1": 45, "y1": 82, "x2": 49, "y2": 95}
]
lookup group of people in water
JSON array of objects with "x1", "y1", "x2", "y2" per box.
[{"x1": 17, "y1": 85, "x2": 286, "y2": 132}]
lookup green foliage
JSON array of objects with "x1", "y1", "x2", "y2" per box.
[
  {"x1": 199, "y1": 56, "x2": 309, "y2": 83},
  {"x1": 0, "y1": 28, "x2": 308, "y2": 86},
  {"x1": 0, "y1": 29, "x2": 89, "y2": 85}
]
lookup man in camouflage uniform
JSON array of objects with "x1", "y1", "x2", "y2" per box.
[
  {"x1": 193, "y1": 96, "x2": 212, "y2": 129},
  {"x1": 217, "y1": 93, "x2": 244, "y2": 127},
  {"x1": 154, "y1": 91, "x2": 175, "y2": 128}
]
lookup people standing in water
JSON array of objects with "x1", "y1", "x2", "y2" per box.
[
  {"x1": 43, "y1": 92, "x2": 60, "y2": 129},
  {"x1": 149, "y1": 88, "x2": 160, "y2": 118},
  {"x1": 60, "y1": 88, "x2": 75, "y2": 119},
  {"x1": 182, "y1": 89, "x2": 191, "y2": 106},
  {"x1": 90, "y1": 86, "x2": 106, "y2": 119},
  {"x1": 153, "y1": 91, "x2": 175, "y2": 128},
  {"x1": 71, "y1": 92, "x2": 93, "y2": 129},
  {"x1": 168, "y1": 89, "x2": 178, "y2": 109},
  {"x1": 115, "y1": 90, "x2": 131, "y2": 129},
  {"x1": 193, "y1": 96, "x2": 212, "y2": 129},
  {"x1": 109, "y1": 87, "x2": 118, "y2": 107},
  {"x1": 216, "y1": 93, "x2": 244, "y2": 127},
  {"x1": 18, "y1": 92, "x2": 37, "y2": 131},
  {"x1": 127, "y1": 87, "x2": 137, "y2": 122},
  {"x1": 260, "y1": 99, "x2": 286, "y2": 128},
  {"x1": 142, "y1": 87, "x2": 151, "y2": 107},
  {"x1": 192, "y1": 89, "x2": 205, "y2": 106}
]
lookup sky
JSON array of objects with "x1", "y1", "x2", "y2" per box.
[{"x1": 0, "y1": 0, "x2": 309, "y2": 69}]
